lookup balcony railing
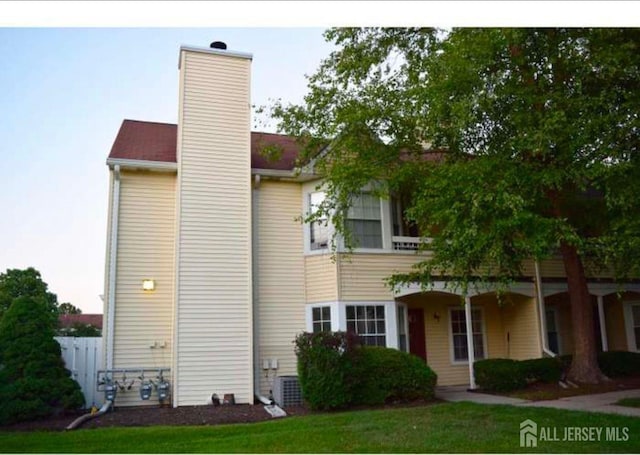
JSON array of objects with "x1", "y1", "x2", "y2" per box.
[{"x1": 391, "y1": 236, "x2": 431, "y2": 251}]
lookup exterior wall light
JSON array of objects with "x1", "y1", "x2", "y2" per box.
[{"x1": 142, "y1": 279, "x2": 155, "y2": 291}]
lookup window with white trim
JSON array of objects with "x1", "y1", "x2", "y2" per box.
[
  {"x1": 309, "y1": 191, "x2": 329, "y2": 250},
  {"x1": 346, "y1": 305, "x2": 386, "y2": 346},
  {"x1": 312, "y1": 306, "x2": 332, "y2": 333},
  {"x1": 631, "y1": 304, "x2": 640, "y2": 350},
  {"x1": 450, "y1": 308, "x2": 485, "y2": 362},
  {"x1": 546, "y1": 308, "x2": 560, "y2": 354},
  {"x1": 346, "y1": 193, "x2": 383, "y2": 249},
  {"x1": 397, "y1": 304, "x2": 408, "y2": 352}
]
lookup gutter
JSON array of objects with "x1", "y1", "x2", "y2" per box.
[
  {"x1": 106, "y1": 165, "x2": 121, "y2": 370},
  {"x1": 106, "y1": 158, "x2": 177, "y2": 172},
  {"x1": 534, "y1": 260, "x2": 556, "y2": 357}
]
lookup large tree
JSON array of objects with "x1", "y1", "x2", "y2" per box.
[
  {"x1": 271, "y1": 28, "x2": 640, "y2": 383},
  {"x1": 0, "y1": 267, "x2": 59, "y2": 323}
]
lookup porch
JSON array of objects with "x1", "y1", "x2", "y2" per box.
[{"x1": 396, "y1": 289, "x2": 541, "y2": 387}]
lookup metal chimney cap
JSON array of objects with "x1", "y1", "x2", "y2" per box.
[{"x1": 210, "y1": 41, "x2": 227, "y2": 50}]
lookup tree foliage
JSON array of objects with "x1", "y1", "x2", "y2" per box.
[
  {"x1": 0, "y1": 267, "x2": 59, "y2": 323},
  {"x1": 271, "y1": 28, "x2": 640, "y2": 382},
  {"x1": 0, "y1": 296, "x2": 84, "y2": 424},
  {"x1": 58, "y1": 302, "x2": 82, "y2": 315}
]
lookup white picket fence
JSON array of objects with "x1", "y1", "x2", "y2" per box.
[{"x1": 56, "y1": 337, "x2": 103, "y2": 408}]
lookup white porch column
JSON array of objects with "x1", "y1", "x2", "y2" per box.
[
  {"x1": 464, "y1": 296, "x2": 477, "y2": 390},
  {"x1": 597, "y1": 295, "x2": 608, "y2": 352}
]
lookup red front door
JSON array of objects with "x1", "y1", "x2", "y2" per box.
[{"x1": 408, "y1": 308, "x2": 427, "y2": 361}]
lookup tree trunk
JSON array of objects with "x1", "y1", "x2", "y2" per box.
[{"x1": 559, "y1": 241, "x2": 607, "y2": 384}]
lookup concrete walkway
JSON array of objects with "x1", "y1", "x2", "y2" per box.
[
  {"x1": 436, "y1": 385, "x2": 640, "y2": 417},
  {"x1": 436, "y1": 385, "x2": 528, "y2": 405}
]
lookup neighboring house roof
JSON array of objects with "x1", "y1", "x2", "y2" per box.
[
  {"x1": 109, "y1": 119, "x2": 302, "y2": 171},
  {"x1": 59, "y1": 314, "x2": 103, "y2": 329}
]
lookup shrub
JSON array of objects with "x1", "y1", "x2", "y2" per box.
[
  {"x1": 351, "y1": 346, "x2": 437, "y2": 405},
  {"x1": 0, "y1": 296, "x2": 84, "y2": 425},
  {"x1": 520, "y1": 357, "x2": 563, "y2": 383},
  {"x1": 294, "y1": 331, "x2": 358, "y2": 410},
  {"x1": 474, "y1": 359, "x2": 527, "y2": 392},
  {"x1": 597, "y1": 351, "x2": 640, "y2": 377}
]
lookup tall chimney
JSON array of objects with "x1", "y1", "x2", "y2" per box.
[{"x1": 173, "y1": 44, "x2": 253, "y2": 406}]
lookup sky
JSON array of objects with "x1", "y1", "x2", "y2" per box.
[
  {"x1": 0, "y1": 26, "x2": 334, "y2": 313},
  {"x1": 0, "y1": 2, "x2": 637, "y2": 314}
]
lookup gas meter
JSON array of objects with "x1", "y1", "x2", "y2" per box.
[
  {"x1": 140, "y1": 381, "x2": 153, "y2": 400},
  {"x1": 157, "y1": 380, "x2": 170, "y2": 403}
]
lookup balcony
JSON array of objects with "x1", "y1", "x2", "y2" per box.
[{"x1": 391, "y1": 236, "x2": 431, "y2": 252}]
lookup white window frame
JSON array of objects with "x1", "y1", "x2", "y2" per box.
[
  {"x1": 623, "y1": 301, "x2": 640, "y2": 352},
  {"x1": 305, "y1": 301, "x2": 399, "y2": 349},
  {"x1": 305, "y1": 302, "x2": 340, "y2": 332},
  {"x1": 448, "y1": 306, "x2": 488, "y2": 365},
  {"x1": 545, "y1": 306, "x2": 562, "y2": 355},
  {"x1": 302, "y1": 181, "x2": 392, "y2": 255},
  {"x1": 302, "y1": 180, "x2": 333, "y2": 255},
  {"x1": 397, "y1": 302, "x2": 409, "y2": 352}
]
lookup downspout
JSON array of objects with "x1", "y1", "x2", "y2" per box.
[
  {"x1": 251, "y1": 174, "x2": 271, "y2": 404},
  {"x1": 106, "y1": 165, "x2": 121, "y2": 370},
  {"x1": 534, "y1": 260, "x2": 556, "y2": 357}
]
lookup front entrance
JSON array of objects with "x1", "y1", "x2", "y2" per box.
[{"x1": 408, "y1": 308, "x2": 427, "y2": 361}]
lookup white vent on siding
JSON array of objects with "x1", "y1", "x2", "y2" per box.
[{"x1": 273, "y1": 376, "x2": 302, "y2": 407}]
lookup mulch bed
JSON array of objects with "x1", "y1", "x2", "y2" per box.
[
  {"x1": 1, "y1": 398, "x2": 440, "y2": 433},
  {"x1": 1, "y1": 403, "x2": 310, "y2": 432},
  {"x1": 479, "y1": 375, "x2": 640, "y2": 401}
]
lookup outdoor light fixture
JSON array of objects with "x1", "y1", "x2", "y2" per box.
[
  {"x1": 142, "y1": 279, "x2": 155, "y2": 291},
  {"x1": 433, "y1": 312, "x2": 440, "y2": 322}
]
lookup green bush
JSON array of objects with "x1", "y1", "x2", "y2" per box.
[
  {"x1": 295, "y1": 332, "x2": 438, "y2": 410},
  {"x1": 351, "y1": 346, "x2": 437, "y2": 405},
  {"x1": 294, "y1": 331, "x2": 358, "y2": 410},
  {"x1": 520, "y1": 357, "x2": 563, "y2": 383},
  {"x1": 0, "y1": 296, "x2": 84, "y2": 425},
  {"x1": 597, "y1": 351, "x2": 640, "y2": 377},
  {"x1": 474, "y1": 359, "x2": 527, "y2": 392}
]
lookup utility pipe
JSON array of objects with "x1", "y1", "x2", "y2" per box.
[
  {"x1": 65, "y1": 400, "x2": 112, "y2": 431},
  {"x1": 106, "y1": 165, "x2": 121, "y2": 370},
  {"x1": 534, "y1": 260, "x2": 556, "y2": 357}
]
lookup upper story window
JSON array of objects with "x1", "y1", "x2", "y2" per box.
[
  {"x1": 346, "y1": 193, "x2": 383, "y2": 249},
  {"x1": 309, "y1": 191, "x2": 328, "y2": 250},
  {"x1": 391, "y1": 195, "x2": 420, "y2": 238}
]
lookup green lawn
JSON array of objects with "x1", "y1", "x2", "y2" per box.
[
  {"x1": 1, "y1": 402, "x2": 639, "y2": 453},
  {"x1": 617, "y1": 398, "x2": 640, "y2": 408}
]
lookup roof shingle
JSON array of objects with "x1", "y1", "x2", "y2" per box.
[{"x1": 109, "y1": 119, "x2": 302, "y2": 170}]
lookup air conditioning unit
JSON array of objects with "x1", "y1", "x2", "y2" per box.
[{"x1": 273, "y1": 376, "x2": 303, "y2": 407}]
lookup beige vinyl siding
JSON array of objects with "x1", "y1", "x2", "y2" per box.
[
  {"x1": 256, "y1": 181, "x2": 306, "y2": 394},
  {"x1": 175, "y1": 49, "x2": 253, "y2": 406},
  {"x1": 339, "y1": 253, "x2": 430, "y2": 301},
  {"x1": 400, "y1": 292, "x2": 508, "y2": 386},
  {"x1": 305, "y1": 255, "x2": 338, "y2": 303},
  {"x1": 502, "y1": 295, "x2": 542, "y2": 360},
  {"x1": 112, "y1": 170, "x2": 176, "y2": 406}
]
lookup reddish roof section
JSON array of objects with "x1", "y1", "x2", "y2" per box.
[
  {"x1": 59, "y1": 314, "x2": 103, "y2": 329},
  {"x1": 109, "y1": 119, "x2": 303, "y2": 170}
]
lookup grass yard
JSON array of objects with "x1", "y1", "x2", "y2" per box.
[{"x1": 1, "y1": 402, "x2": 639, "y2": 453}]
